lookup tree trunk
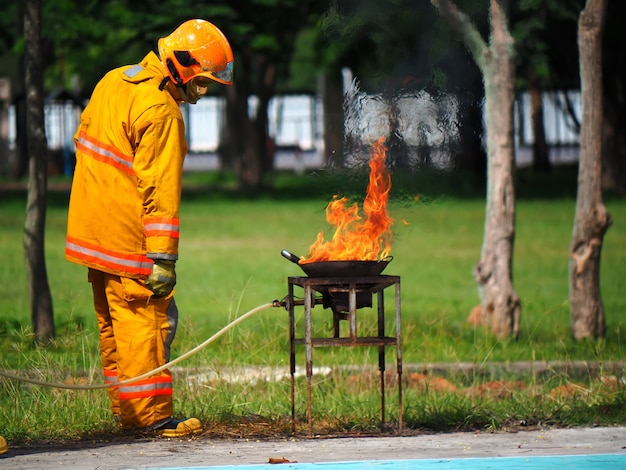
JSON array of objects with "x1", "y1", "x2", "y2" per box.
[
  {"x1": 453, "y1": 62, "x2": 487, "y2": 174},
  {"x1": 23, "y1": 0, "x2": 55, "y2": 342},
  {"x1": 223, "y1": 51, "x2": 276, "y2": 192},
  {"x1": 0, "y1": 79, "x2": 10, "y2": 172},
  {"x1": 601, "y1": 106, "x2": 626, "y2": 194},
  {"x1": 432, "y1": 0, "x2": 520, "y2": 338},
  {"x1": 569, "y1": 0, "x2": 611, "y2": 340},
  {"x1": 223, "y1": 50, "x2": 263, "y2": 192},
  {"x1": 528, "y1": 74, "x2": 551, "y2": 172},
  {"x1": 475, "y1": 1, "x2": 520, "y2": 338},
  {"x1": 601, "y1": 0, "x2": 626, "y2": 194},
  {"x1": 454, "y1": 88, "x2": 487, "y2": 174},
  {"x1": 256, "y1": 56, "x2": 277, "y2": 176},
  {"x1": 11, "y1": 3, "x2": 28, "y2": 179},
  {"x1": 319, "y1": 67, "x2": 345, "y2": 168}
]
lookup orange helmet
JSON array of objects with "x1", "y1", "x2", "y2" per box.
[{"x1": 158, "y1": 19, "x2": 234, "y2": 86}]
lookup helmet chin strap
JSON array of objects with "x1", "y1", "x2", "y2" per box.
[
  {"x1": 162, "y1": 58, "x2": 200, "y2": 103},
  {"x1": 158, "y1": 76, "x2": 170, "y2": 91},
  {"x1": 177, "y1": 83, "x2": 189, "y2": 102},
  {"x1": 157, "y1": 75, "x2": 189, "y2": 102}
]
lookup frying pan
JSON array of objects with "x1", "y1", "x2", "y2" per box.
[{"x1": 281, "y1": 249, "x2": 392, "y2": 277}]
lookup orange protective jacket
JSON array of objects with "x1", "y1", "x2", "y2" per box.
[{"x1": 66, "y1": 52, "x2": 187, "y2": 278}]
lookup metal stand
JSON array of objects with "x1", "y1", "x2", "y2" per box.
[{"x1": 287, "y1": 275, "x2": 402, "y2": 436}]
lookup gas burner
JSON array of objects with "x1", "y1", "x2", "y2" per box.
[{"x1": 284, "y1": 273, "x2": 403, "y2": 435}]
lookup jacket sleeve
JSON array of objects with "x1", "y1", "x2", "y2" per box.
[{"x1": 132, "y1": 104, "x2": 187, "y2": 261}]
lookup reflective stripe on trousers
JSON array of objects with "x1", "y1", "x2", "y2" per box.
[{"x1": 88, "y1": 268, "x2": 179, "y2": 429}]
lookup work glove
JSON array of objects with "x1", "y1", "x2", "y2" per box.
[{"x1": 145, "y1": 260, "x2": 176, "y2": 298}]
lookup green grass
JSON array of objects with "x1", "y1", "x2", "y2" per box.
[{"x1": 1, "y1": 168, "x2": 625, "y2": 442}]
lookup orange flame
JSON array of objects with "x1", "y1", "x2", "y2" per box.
[{"x1": 301, "y1": 137, "x2": 393, "y2": 263}]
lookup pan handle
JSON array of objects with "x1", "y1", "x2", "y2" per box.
[
  {"x1": 379, "y1": 255, "x2": 393, "y2": 263},
  {"x1": 281, "y1": 249, "x2": 301, "y2": 265}
]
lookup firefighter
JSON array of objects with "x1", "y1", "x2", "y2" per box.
[
  {"x1": 65, "y1": 19, "x2": 233, "y2": 437},
  {"x1": 0, "y1": 435, "x2": 7, "y2": 455}
]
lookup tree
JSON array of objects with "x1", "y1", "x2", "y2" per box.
[
  {"x1": 319, "y1": 63, "x2": 345, "y2": 169},
  {"x1": 204, "y1": 0, "x2": 323, "y2": 190},
  {"x1": 569, "y1": 0, "x2": 611, "y2": 340},
  {"x1": 431, "y1": 0, "x2": 520, "y2": 338},
  {"x1": 7, "y1": 3, "x2": 28, "y2": 180},
  {"x1": 23, "y1": 0, "x2": 55, "y2": 342},
  {"x1": 319, "y1": 1, "x2": 487, "y2": 172},
  {"x1": 602, "y1": 1, "x2": 626, "y2": 193},
  {"x1": 510, "y1": 0, "x2": 582, "y2": 173}
]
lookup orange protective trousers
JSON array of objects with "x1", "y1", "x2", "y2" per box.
[{"x1": 88, "y1": 268, "x2": 178, "y2": 429}]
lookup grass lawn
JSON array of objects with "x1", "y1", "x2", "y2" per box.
[{"x1": 1, "y1": 169, "x2": 625, "y2": 441}]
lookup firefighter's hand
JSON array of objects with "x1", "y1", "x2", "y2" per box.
[{"x1": 146, "y1": 260, "x2": 176, "y2": 297}]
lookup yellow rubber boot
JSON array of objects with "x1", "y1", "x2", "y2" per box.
[
  {"x1": 155, "y1": 418, "x2": 202, "y2": 438},
  {"x1": 0, "y1": 436, "x2": 8, "y2": 455}
]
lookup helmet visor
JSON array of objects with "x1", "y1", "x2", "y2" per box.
[{"x1": 212, "y1": 61, "x2": 233, "y2": 84}]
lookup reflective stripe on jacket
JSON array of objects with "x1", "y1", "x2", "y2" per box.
[{"x1": 66, "y1": 51, "x2": 187, "y2": 278}]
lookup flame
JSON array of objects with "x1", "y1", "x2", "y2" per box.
[{"x1": 301, "y1": 137, "x2": 393, "y2": 263}]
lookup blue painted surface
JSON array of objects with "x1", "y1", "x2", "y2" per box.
[{"x1": 152, "y1": 453, "x2": 625, "y2": 470}]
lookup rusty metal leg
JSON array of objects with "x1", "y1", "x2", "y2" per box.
[
  {"x1": 288, "y1": 282, "x2": 296, "y2": 433},
  {"x1": 378, "y1": 291, "x2": 385, "y2": 423},
  {"x1": 395, "y1": 279, "x2": 403, "y2": 434},
  {"x1": 304, "y1": 284, "x2": 313, "y2": 436},
  {"x1": 349, "y1": 283, "x2": 357, "y2": 341}
]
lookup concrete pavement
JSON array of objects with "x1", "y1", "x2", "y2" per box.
[{"x1": 4, "y1": 426, "x2": 626, "y2": 470}]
